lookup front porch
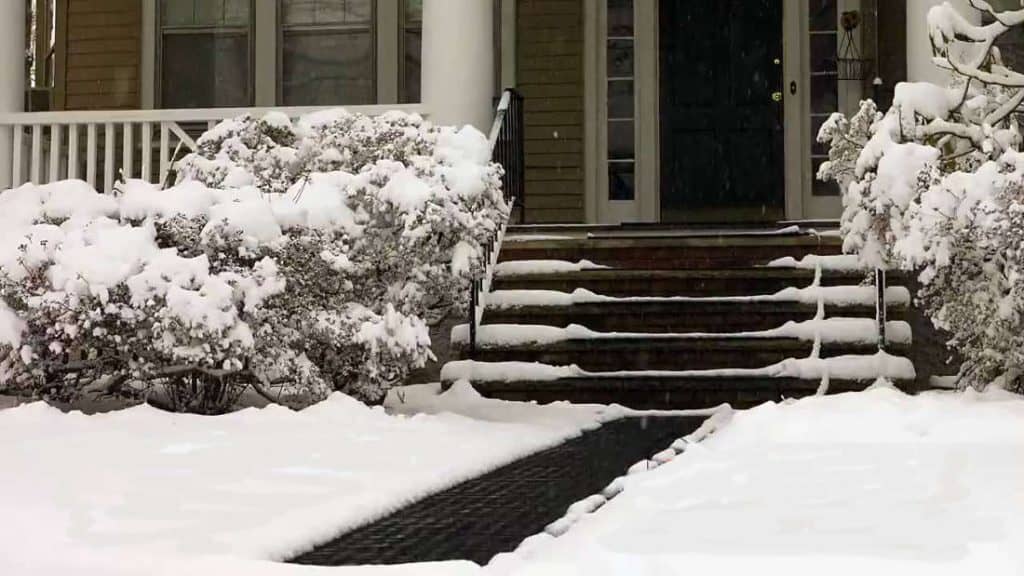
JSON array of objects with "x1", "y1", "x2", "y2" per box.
[{"x1": 0, "y1": 0, "x2": 499, "y2": 192}]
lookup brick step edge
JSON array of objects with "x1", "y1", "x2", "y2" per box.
[
  {"x1": 441, "y1": 375, "x2": 919, "y2": 392},
  {"x1": 451, "y1": 338, "x2": 910, "y2": 355}
]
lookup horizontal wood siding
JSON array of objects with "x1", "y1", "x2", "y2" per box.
[
  {"x1": 61, "y1": 0, "x2": 140, "y2": 110},
  {"x1": 517, "y1": 0, "x2": 585, "y2": 223}
]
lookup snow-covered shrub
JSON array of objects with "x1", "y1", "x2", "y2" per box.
[
  {"x1": 817, "y1": 2, "x2": 1024, "y2": 392},
  {"x1": 0, "y1": 109, "x2": 507, "y2": 411}
]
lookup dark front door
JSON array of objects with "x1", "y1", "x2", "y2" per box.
[{"x1": 659, "y1": 0, "x2": 785, "y2": 223}]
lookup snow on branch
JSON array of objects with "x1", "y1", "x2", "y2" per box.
[{"x1": 817, "y1": 1, "x2": 1024, "y2": 393}]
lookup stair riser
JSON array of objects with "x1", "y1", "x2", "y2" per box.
[
  {"x1": 484, "y1": 306, "x2": 903, "y2": 334},
  {"x1": 499, "y1": 245, "x2": 842, "y2": 270},
  {"x1": 456, "y1": 343, "x2": 891, "y2": 372},
  {"x1": 492, "y1": 275, "x2": 865, "y2": 298},
  {"x1": 466, "y1": 379, "x2": 904, "y2": 411}
]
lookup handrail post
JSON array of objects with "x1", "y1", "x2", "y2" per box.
[
  {"x1": 468, "y1": 278, "x2": 478, "y2": 359},
  {"x1": 876, "y1": 268, "x2": 887, "y2": 351}
]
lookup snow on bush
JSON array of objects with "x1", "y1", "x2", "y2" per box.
[
  {"x1": 0, "y1": 110, "x2": 507, "y2": 413},
  {"x1": 818, "y1": 2, "x2": 1024, "y2": 392}
]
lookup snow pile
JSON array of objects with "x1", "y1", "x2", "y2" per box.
[
  {"x1": 0, "y1": 384, "x2": 618, "y2": 575},
  {"x1": 490, "y1": 387, "x2": 1024, "y2": 575},
  {"x1": 494, "y1": 260, "x2": 609, "y2": 276},
  {"x1": 451, "y1": 319, "x2": 911, "y2": 348},
  {"x1": 0, "y1": 109, "x2": 508, "y2": 412},
  {"x1": 766, "y1": 254, "x2": 864, "y2": 271},
  {"x1": 442, "y1": 353, "x2": 915, "y2": 384},
  {"x1": 486, "y1": 285, "x2": 910, "y2": 309},
  {"x1": 817, "y1": 2, "x2": 1024, "y2": 392}
]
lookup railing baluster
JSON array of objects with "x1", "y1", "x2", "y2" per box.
[
  {"x1": 104, "y1": 122, "x2": 115, "y2": 193},
  {"x1": 86, "y1": 123, "x2": 97, "y2": 188},
  {"x1": 141, "y1": 122, "x2": 153, "y2": 182},
  {"x1": 123, "y1": 122, "x2": 133, "y2": 180},
  {"x1": 49, "y1": 124, "x2": 62, "y2": 183},
  {"x1": 68, "y1": 124, "x2": 79, "y2": 180},
  {"x1": 30, "y1": 125, "x2": 42, "y2": 184},
  {"x1": 12, "y1": 126, "x2": 23, "y2": 186},
  {"x1": 159, "y1": 122, "x2": 170, "y2": 178}
]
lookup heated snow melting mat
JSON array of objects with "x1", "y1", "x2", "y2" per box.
[{"x1": 288, "y1": 415, "x2": 704, "y2": 566}]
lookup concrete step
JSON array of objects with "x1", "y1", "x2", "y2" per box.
[
  {"x1": 499, "y1": 235, "x2": 842, "y2": 270},
  {"x1": 453, "y1": 337, "x2": 904, "y2": 372},
  {"x1": 443, "y1": 375, "x2": 919, "y2": 411},
  {"x1": 483, "y1": 301, "x2": 905, "y2": 333},
  {"x1": 493, "y1": 268, "x2": 872, "y2": 298}
]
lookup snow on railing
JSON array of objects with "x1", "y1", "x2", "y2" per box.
[
  {"x1": 0, "y1": 103, "x2": 428, "y2": 193},
  {"x1": 467, "y1": 89, "x2": 524, "y2": 358}
]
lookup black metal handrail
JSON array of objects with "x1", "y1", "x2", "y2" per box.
[
  {"x1": 466, "y1": 89, "x2": 524, "y2": 358},
  {"x1": 488, "y1": 89, "x2": 525, "y2": 219}
]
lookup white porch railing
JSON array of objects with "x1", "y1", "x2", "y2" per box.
[{"x1": 0, "y1": 104, "x2": 428, "y2": 192}]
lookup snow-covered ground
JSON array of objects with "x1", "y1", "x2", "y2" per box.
[
  {"x1": 0, "y1": 383, "x2": 625, "y2": 575},
  {"x1": 490, "y1": 386, "x2": 1024, "y2": 576},
  {"x1": 3, "y1": 384, "x2": 1021, "y2": 575}
]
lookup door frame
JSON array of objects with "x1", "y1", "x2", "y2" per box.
[{"x1": 585, "y1": 0, "x2": 809, "y2": 224}]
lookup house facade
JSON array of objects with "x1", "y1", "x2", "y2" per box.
[{"x1": 0, "y1": 0, "x2": 994, "y2": 224}]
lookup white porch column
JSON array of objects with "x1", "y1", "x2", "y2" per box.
[
  {"x1": 421, "y1": 0, "x2": 495, "y2": 132},
  {"x1": 0, "y1": 1, "x2": 25, "y2": 189},
  {"x1": 907, "y1": 0, "x2": 981, "y2": 83}
]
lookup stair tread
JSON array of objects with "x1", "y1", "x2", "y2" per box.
[
  {"x1": 456, "y1": 337, "x2": 905, "y2": 351},
  {"x1": 495, "y1": 268, "x2": 860, "y2": 279},
  {"x1": 452, "y1": 375, "x2": 915, "y2": 388}
]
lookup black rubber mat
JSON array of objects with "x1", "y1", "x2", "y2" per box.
[{"x1": 289, "y1": 415, "x2": 704, "y2": 566}]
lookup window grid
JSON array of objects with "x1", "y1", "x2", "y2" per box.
[
  {"x1": 607, "y1": 0, "x2": 635, "y2": 201},
  {"x1": 157, "y1": 0, "x2": 255, "y2": 109},
  {"x1": 279, "y1": 0, "x2": 377, "y2": 106},
  {"x1": 809, "y1": 0, "x2": 839, "y2": 196}
]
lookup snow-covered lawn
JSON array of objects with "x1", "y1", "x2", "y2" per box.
[
  {"x1": 3, "y1": 384, "x2": 1021, "y2": 575},
  {"x1": 0, "y1": 383, "x2": 622, "y2": 575},
  {"x1": 490, "y1": 386, "x2": 1024, "y2": 575}
]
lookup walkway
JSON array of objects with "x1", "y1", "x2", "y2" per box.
[{"x1": 289, "y1": 415, "x2": 704, "y2": 566}]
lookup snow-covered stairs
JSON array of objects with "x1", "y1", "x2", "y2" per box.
[
  {"x1": 443, "y1": 227, "x2": 921, "y2": 410},
  {"x1": 492, "y1": 268, "x2": 857, "y2": 297}
]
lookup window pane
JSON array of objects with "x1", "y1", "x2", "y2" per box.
[
  {"x1": 608, "y1": 0, "x2": 633, "y2": 37},
  {"x1": 162, "y1": 0, "x2": 250, "y2": 27},
  {"x1": 608, "y1": 79, "x2": 634, "y2": 119},
  {"x1": 812, "y1": 157, "x2": 840, "y2": 196},
  {"x1": 809, "y1": 0, "x2": 836, "y2": 32},
  {"x1": 161, "y1": 0, "x2": 194, "y2": 27},
  {"x1": 223, "y1": 0, "x2": 252, "y2": 26},
  {"x1": 810, "y1": 33, "x2": 837, "y2": 72},
  {"x1": 402, "y1": 29, "x2": 422, "y2": 103},
  {"x1": 196, "y1": 0, "x2": 250, "y2": 27},
  {"x1": 609, "y1": 161, "x2": 635, "y2": 201},
  {"x1": 282, "y1": 0, "x2": 372, "y2": 26},
  {"x1": 607, "y1": 39, "x2": 634, "y2": 78},
  {"x1": 608, "y1": 120, "x2": 634, "y2": 160},
  {"x1": 162, "y1": 33, "x2": 250, "y2": 108},
  {"x1": 405, "y1": 0, "x2": 423, "y2": 23},
  {"x1": 282, "y1": 31, "x2": 374, "y2": 105},
  {"x1": 810, "y1": 75, "x2": 838, "y2": 113},
  {"x1": 811, "y1": 115, "x2": 831, "y2": 156}
]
